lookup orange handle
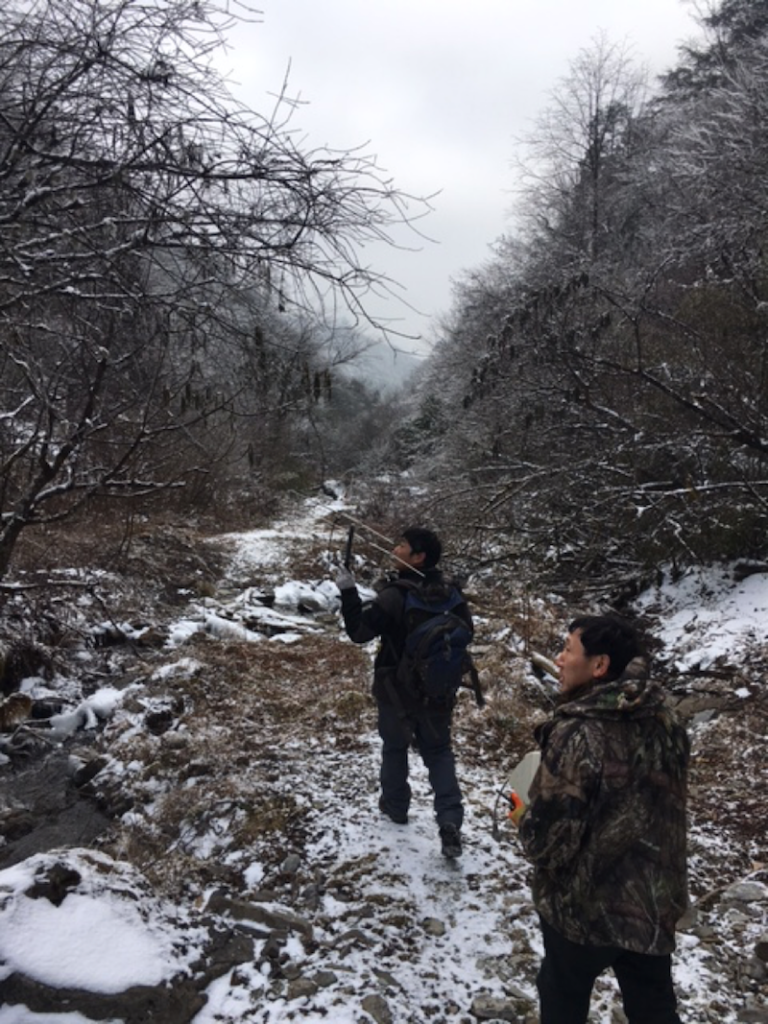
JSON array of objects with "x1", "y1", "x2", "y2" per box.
[{"x1": 507, "y1": 791, "x2": 525, "y2": 825}]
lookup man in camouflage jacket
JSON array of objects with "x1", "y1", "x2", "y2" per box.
[{"x1": 518, "y1": 614, "x2": 689, "y2": 1024}]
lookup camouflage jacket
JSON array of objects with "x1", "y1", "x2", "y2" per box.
[{"x1": 518, "y1": 665, "x2": 689, "y2": 954}]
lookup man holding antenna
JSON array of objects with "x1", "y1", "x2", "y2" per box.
[{"x1": 336, "y1": 527, "x2": 472, "y2": 859}]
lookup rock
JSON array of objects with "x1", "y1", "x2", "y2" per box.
[
  {"x1": 0, "y1": 807, "x2": 36, "y2": 841},
  {"x1": 676, "y1": 904, "x2": 698, "y2": 930},
  {"x1": 193, "y1": 926, "x2": 256, "y2": 985},
  {"x1": 472, "y1": 992, "x2": 533, "y2": 1021},
  {"x1": 314, "y1": 970, "x2": 338, "y2": 987},
  {"x1": 30, "y1": 700, "x2": 64, "y2": 720},
  {"x1": 205, "y1": 889, "x2": 313, "y2": 938},
  {"x1": 689, "y1": 921, "x2": 718, "y2": 941},
  {"x1": 743, "y1": 956, "x2": 767, "y2": 981},
  {"x1": 361, "y1": 992, "x2": 394, "y2": 1024},
  {"x1": 0, "y1": 972, "x2": 206, "y2": 1024},
  {"x1": 179, "y1": 761, "x2": 215, "y2": 783},
  {"x1": 0, "y1": 693, "x2": 33, "y2": 730},
  {"x1": 329, "y1": 926, "x2": 374, "y2": 953},
  {"x1": 282, "y1": 962, "x2": 302, "y2": 980},
  {"x1": 144, "y1": 708, "x2": 175, "y2": 734},
  {"x1": 24, "y1": 862, "x2": 81, "y2": 906},
  {"x1": 0, "y1": 755, "x2": 111, "y2": 869},
  {"x1": 422, "y1": 916, "x2": 447, "y2": 936},
  {"x1": 372, "y1": 968, "x2": 400, "y2": 989},
  {"x1": 249, "y1": 887, "x2": 281, "y2": 902},
  {"x1": 260, "y1": 929, "x2": 288, "y2": 961},
  {"x1": 70, "y1": 754, "x2": 110, "y2": 787},
  {"x1": 737, "y1": 1011, "x2": 768, "y2": 1024},
  {"x1": 161, "y1": 731, "x2": 189, "y2": 750},
  {"x1": 755, "y1": 934, "x2": 768, "y2": 963},
  {"x1": 137, "y1": 626, "x2": 167, "y2": 648},
  {"x1": 287, "y1": 977, "x2": 319, "y2": 1000},
  {"x1": 723, "y1": 882, "x2": 768, "y2": 903},
  {"x1": 300, "y1": 881, "x2": 322, "y2": 910},
  {"x1": 281, "y1": 852, "x2": 301, "y2": 875}
]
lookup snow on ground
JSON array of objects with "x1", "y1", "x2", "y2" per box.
[
  {"x1": 0, "y1": 851, "x2": 206, "y2": 996},
  {"x1": 0, "y1": 495, "x2": 766, "y2": 1023},
  {"x1": 189, "y1": 740, "x2": 536, "y2": 1024},
  {"x1": 634, "y1": 564, "x2": 768, "y2": 671}
]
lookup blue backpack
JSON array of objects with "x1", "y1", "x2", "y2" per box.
[{"x1": 395, "y1": 582, "x2": 484, "y2": 705}]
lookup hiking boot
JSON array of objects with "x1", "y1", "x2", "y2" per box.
[
  {"x1": 439, "y1": 823, "x2": 462, "y2": 859},
  {"x1": 379, "y1": 795, "x2": 408, "y2": 825}
]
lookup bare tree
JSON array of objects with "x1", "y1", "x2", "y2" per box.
[
  {"x1": 513, "y1": 34, "x2": 649, "y2": 263},
  {"x1": 402, "y1": 24, "x2": 768, "y2": 586},
  {"x1": 0, "y1": 0, "x2": 431, "y2": 579}
]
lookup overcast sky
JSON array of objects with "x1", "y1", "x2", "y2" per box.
[{"x1": 220, "y1": 0, "x2": 703, "y2": 351}]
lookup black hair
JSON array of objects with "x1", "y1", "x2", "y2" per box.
[
  {"x1": 568, "y1": 614, "x2": 641, "y2": 681},
  {"x1": 401, "y1": 526, "x2": 442, "y2": 569}
]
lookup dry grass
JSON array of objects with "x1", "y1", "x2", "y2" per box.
[
  {"x1": 7, "y1": 511, "x2": 229, "y2": 592},
  {"x1": 93, "y1": 630, "x2": 376, "y2": 891}
]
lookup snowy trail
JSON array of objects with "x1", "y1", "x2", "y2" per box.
[{"x1": 1, "y1": 493, "x2": 766, "y2": 1023}]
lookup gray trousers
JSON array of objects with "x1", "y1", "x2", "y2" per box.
[{"x1": 377, "y1": 699, "x2": 463, "y2": 828}]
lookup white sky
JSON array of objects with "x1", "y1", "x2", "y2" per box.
[{"x1": 218, "y1": 0, "x2": 703, "y2": 349}]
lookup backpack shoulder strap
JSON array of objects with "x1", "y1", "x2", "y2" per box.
[
  {"x1": 383, "y1": 578, "x2": 425, "y2": 619},
  {"x1": 375, "y1": 578, "x2": 412, "y2": 616},
  {"x1": 386, "y1": 578, "x2": 420, "y2": 595}
]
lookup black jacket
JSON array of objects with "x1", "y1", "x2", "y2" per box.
[{"x1": 340, "y1": 568, "x2": 472, "y2": 706}]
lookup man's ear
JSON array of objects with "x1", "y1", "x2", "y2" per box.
[
  {"x1": 593, "y1": 654, "x2": 610, "y2": 679},
  {"x1": 412, "y1": 551, "x2": 427, "y2": 568}
]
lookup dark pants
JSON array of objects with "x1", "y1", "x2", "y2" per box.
[
  {"x1": 537, "y1": 916, "x2": 682, "y2": 1024},
  {"x1": 377, "y1": 700, "x2": 463, "y2": 827}
]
